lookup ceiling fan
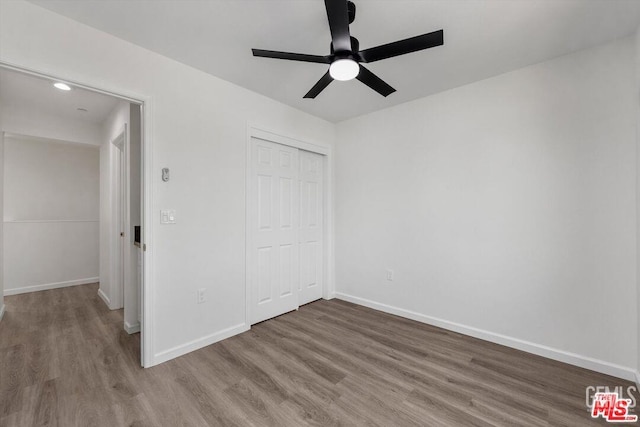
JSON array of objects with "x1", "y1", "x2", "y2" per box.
[{"x1": 252, "y1": 0, "x2": 443, "y2": 99}]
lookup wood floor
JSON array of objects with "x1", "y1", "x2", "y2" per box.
[{"x1": 0, "y1": 284, "x2": 636, "y2": 426}]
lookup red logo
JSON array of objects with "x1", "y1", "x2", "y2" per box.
[{"x1": 591, "y1": 392, "x2": 638, "y2": 423}]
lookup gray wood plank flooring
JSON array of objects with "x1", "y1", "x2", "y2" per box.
[{"x1": 0, "y1": 283, "x2": 636, "y2": 426}]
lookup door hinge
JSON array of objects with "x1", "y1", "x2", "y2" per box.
[{"x1": 143, "y1": 244, "x2": 147, "y2": 251}]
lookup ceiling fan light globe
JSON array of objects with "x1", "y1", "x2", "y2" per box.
[
  {"x1": 53, "y1": 82, "x2": 71, "y2": 91},
  {"x1": 329, "y1": 59, "x2": 359, "y2": 81}
]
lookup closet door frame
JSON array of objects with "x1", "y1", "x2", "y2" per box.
[{"x1": 245, "y1": 125, "x2": 334, "y2": 327}]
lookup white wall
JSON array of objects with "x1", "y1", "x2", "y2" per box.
[
  {"x1": 0, "y1": 0, "x2": 335, "y2": 364},
  {"x1": 0, "y1": 103, "x2": 102, "y2": 145},
  {"x1": 3, "y1": 135, "x2": 99, "y2": 294},
  {"x1": 336, "y1": 37, "x2": 637, "y2": 379},
  {"x1": 4, "y1": 135, "x2": 99, "y2": 221}
]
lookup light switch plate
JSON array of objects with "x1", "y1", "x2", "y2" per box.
[{"x1": 161, "y1": 209, "x2": 176, "y2": 224}]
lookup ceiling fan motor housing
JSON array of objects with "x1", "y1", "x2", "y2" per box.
[
  {"x1": 348, "y1": 1, "x2": 356, "y2": 24},
  {"x1": 331, "y1": 36, "x2": 359, "y2": 57}
]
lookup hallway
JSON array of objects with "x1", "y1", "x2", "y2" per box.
[{"x1": 0, "y1": 284, "x2": 140, "y2": 425}]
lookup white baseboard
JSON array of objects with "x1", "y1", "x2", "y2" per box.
[
  {"x1": 151, "y1": 323, "x2": 249, "y2": 366},
  {"x1": 97, "y1": 288, "x2": 112, "y2": 308},
  {"x1": 4, "y1": 277, "x2": 99, "y2": 296},
  {"x1": 335, "y1": 292, "x2": 637, "y2": 382},
  {"x1": 124, "y1": 321, "x2": 140, "y2": 334},
  {"x1": 0, "y1": 304, "x2": 5, "y2": 322},
  {"x1": 323, "y1": 292, "x2": 336, "y2": 300}
]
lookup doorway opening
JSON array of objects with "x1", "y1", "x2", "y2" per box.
[{"x1": 0, "y1": 63, "x2": 149, "y2": 366}]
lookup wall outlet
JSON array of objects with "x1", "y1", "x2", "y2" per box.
[
  {"x1": 386, "y1": 269, "x2": 394, "y2": 281},
  {"x1": 197, "y1": 288, "x2": 206, "y2": 304}
]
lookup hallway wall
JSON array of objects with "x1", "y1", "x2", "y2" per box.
[{"x1": 3, "y1": 134, "x2": 99, "y2": 295}]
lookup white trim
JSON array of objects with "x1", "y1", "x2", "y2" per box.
[
  {"x1": 153, "y1": 323, "x2": 249, "y2": 366},
  {"x1": 1, "y1": 131, "x2": 4, "y2": 324},
  {"x1": 245, "y1": 124, "x2": 334, "y2": 327},
  {"x1": 4, "y1": 277, "x2": 99, "y2": 296},
  {"x1": 141, "y1": 101, "x2": 154, "y2": 368},
  {"x1": 249, "y1": 126, "x2": 329, "y2": 155},
  {"x1": 4, "y1": 132, "x2": 100, "y2": 149},
  {"x1": 0, "y1": 60, "x2": 153, "y2": 369},
  {"x1": 634, "y1": 371, "x2": 640, "y2": 390},
  {"x1": 335, "y1": 292, "x2": 637, "y2": 382},
  {"x1": 323, "y1": 292, "x2": 336, "y2": 300},
  {"x1": 112, "y1": 130, "x2": 125, "y2": 151},
  {"x1": 245, "y1": 126, "x2": 252, "y2": 329},
  {"x1": 125, "y1": 321, "x2": 140, "y2": 334},
  {"x1": 322, "y1": 145, "x2": 335, "y2": 300},
  {"x1": 98, "y1": 288, "x2": 111, "y2": 308},
  {"x1": 4, "y1": 220, "x2": 98, "y2": 223}
]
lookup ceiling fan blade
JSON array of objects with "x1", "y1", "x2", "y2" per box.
[
  {"x1": 356, "y1": 65, "x2": 395, "y2": 97},
  {"x1": 358, "y1": 29, "x2": 443, "y2": 63},
  {"x1": 252, "y1": 49, "x2": 332, "y2": 64},
  {"x1": 304, "y1": 71, "x2": 334, "y2": 99},
  {"x1": 324, "y1": 0, "x2": 352, "y2": 53}
]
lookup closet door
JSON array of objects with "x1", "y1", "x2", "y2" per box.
[
  {"x1": 249, "y1": 138, "x2": 300, "y2": 324},
  {"x1": 298, "y1": 150, "x2": 324, "y2": 305}
]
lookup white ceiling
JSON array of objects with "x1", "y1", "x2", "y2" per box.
[
  {"x1": 0, "y1": 67, "x2": 119, "y2": 124},
  {"x1": 28, "y1": 0, "x2": 640, "y2": 123}
]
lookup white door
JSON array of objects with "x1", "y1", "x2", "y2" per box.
[
  {"x1": 250, "y1": 138, "x2": 300, "y2": 324},
  {"x1": 118, "y1": 145, "x2": 126, "y2": 307},
  {"x1": 298, "y1": 150, "x2": 324, "y2": 305},
  {"x1": 111, "y1": 132, "x2": 126, "y2": 309}
]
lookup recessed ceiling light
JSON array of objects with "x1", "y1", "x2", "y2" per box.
[
  {"x1": 329, "y1": 59, "x2": 359, "y2": 81},
  {"x1": 53, "y1": 82, "x2": 71, "y2": 91}
]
